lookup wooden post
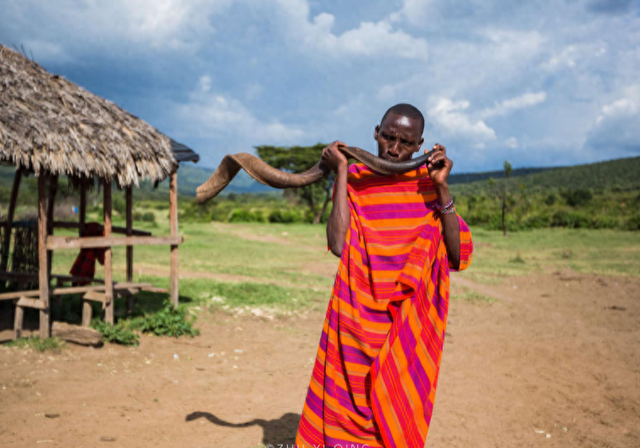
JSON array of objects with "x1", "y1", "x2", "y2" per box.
[
  {"x1": 13, "y1": 304, "x2": 24, "y2": 340},
  {"x1": 1, "y1": 170, "x2": 22, "y2": 273},
  {"x1": 125, "y1": 186, "x2": 134, "y2": 314},
  {"x1": 103, "y1": 181, "x2": 114, "y2": 325},
  {"x1": 80, "y1": 182, "x2": 91, "y2": 326},
  {"x1": 38, "y1": 174, "x2": 50, "y2": 338},
  {"x1": 46, "y1": 175, "x2": 58, "y2": 278},
  {"x1": 169, "y1": 170, "x2": 179, "y2": 308}
]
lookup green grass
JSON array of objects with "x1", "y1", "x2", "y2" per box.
[
  {"x1": 42, "y1": 221, "x2": 640, "y2": 326},
  {"x1": 7, "y1": 336, "x2": 65, "y2": 352},
  {"x1": 451, "y1": 288, "x2": 497, "y2": 304}
]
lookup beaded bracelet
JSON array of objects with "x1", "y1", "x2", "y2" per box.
[
  {"x1": 441, "y1": 206, "x2": 456, "y2": 215},
  {"x1": 434, "y1": 198, "x2": 453, "y2": 212}
]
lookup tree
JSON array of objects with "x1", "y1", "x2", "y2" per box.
[
  {"x1": 502, "y1": 160, "x2": 512, "y2": 236},
  {"x1": 255, "y1": 143, "x2": 334, "y2": 224}
]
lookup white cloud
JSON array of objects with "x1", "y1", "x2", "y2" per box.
[
  {"x1": 427, "y1": 98, "x2": 497, "y2": 142},
  {"x1": 586, "y1": 85, "x2": 640, "y2": 152},
  {"x1": 505, "y1": 137, "x2": 519, "y2": 149},
  {"x1": 481, "y1": 92, "x2": 547, "y2": 118},
  {"x1": 389, "y1": 0, "x2": 436, "y2": 26},
  {"x1": 198, "y1": 76, "x2": 212, "y2": 93},
  {"x1": 175, "y1": 78, "x2": 305, "y2": 145},
  {"x1": 275, "y1": 0, "x2": 428, "y2": 60}
]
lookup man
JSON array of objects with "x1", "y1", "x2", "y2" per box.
[{"x1": 295, "y1": 104, "x2": 473, "y2": 448}]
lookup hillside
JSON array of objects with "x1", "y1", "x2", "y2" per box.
[{"x1": 450, "y1": 156, "x2": 640, "y2": 195}]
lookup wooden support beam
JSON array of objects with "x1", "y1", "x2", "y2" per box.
[
  {"x1": 1, "y1": 169, "x2": 22, "y2": 272},
  {"x1": 170, "y1": 170, "x2": 179, "y2": 308},
  {"x1": 82, "y1": 300, "x2": 92, "y2": 327},
  {"x1": 46, "y1": 235, "x2": 182, "y2": 250},
  {"x1": 53, "y1": 221, "x2": 151, "y2": 236},
  {"x1": 13, "y1": 304, "x2": 24, "y2": 340},
  {"x1": 38, "y1": 174, "x2": 50, "y2": 338},
  {"x1": 126, "y1": 186, "x2": 134, "y2": 314},
  {"x1": 46, "y1": 175, "x2": 58, "y2": 279},
  {"x1": 83, "y1": 290, "x2": 107, "y2": 303},
  {"x1": 0, "y1": 282, "x2": 155, "y2": 300},
  {"x1": 16, "y1": 296, "x2": 47, "y2": 310},
  {"x1": 103, "y1": 181, "x2": 114, "y2": 325}
]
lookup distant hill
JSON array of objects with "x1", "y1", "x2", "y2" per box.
[
  {"x1": 1, "y1": 155, "x2": 638, "y2": 205},
  {"x1": 450, "y1": 156, "x2": 640, "y2": 195}
]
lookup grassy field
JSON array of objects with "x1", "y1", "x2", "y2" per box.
[{"x1": 46, "y1": 209, "x2": 640, "y2": 320}]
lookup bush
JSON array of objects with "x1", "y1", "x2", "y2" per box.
[
  {"x1": 523, "y1": 214, "x2": 550, "y2": 229},
  {"x1": 141, "y1": 212, "x2": 156, "y2": 223},
  {"x1": 591, "y1": 215, "x2": 619, "y2": 229},
  {"x1": 268, "y1": 209, "x2": 308, "y2": 223},
  {"x1": 228, "y1": 209, "x2": 264, "y2": 223},
  {"x1": 92, "y1": 320, "x2": 140, "y2": 346},
  {"x1": 625, "y1": 214, "x2": 640, "y2": 231},
  {"x1": 113, "y1": 196, "x2": 126, "y2": 216},
  {"x1": 551, "y1": 210, "x2": 589, "y2": 228},
  {"x1": 544, "y1": 193, "x2": 557, "y2": 206},
  {"x1": 565, "y1": 189, "x2": 593, "y2": 207},
  {"x1": 139, "y1": 300, "x2": 200, "y2": 338}
]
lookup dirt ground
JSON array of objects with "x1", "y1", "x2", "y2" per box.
[{"x1": 0, "y1": 271, "x2": 639, "y2": 448}]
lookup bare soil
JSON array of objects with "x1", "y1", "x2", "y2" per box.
[{"x1": 1, "y1": 272, "x2": 638, "y2": 448}]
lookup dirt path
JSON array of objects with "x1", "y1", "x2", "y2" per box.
[{"x1": 0, "y1": 272, "x2": 638, "y2": 447}]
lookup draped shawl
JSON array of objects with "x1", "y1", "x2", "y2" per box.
[{"x1": 296, "y1": 163, "x2": 473, "y2": 448}]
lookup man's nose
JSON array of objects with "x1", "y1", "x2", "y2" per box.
[{"x1": 388, "y1": 142, "x2": 400, "y2": 156}]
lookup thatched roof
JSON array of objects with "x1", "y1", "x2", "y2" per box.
[{"x1": 0, "y1": 44, "x2": 179, "y2": 187}]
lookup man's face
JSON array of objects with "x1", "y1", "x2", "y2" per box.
[{"x1": 374, "y1": 113, "x2": 424, "y2": 162}]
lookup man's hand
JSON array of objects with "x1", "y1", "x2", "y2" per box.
[
  {"x1": 426, "y1": 143, "x2": 453, "y2": 187},
  {"x1": 321, "y1": 141, "x2": 348, "y2": 173}
]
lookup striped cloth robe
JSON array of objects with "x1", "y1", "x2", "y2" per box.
[{"x1": 296, "y1": 162, "x2": 473, "y2": 448}]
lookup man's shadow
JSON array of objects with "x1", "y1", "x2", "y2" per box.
[{"x1": 186, "y1": 411, "x2": 300, "y2": 445}]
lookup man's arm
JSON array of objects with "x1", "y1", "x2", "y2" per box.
[
  {"x1": 427, "y1": 144, "x2": 461, "y2": 270},
  {"x1": 323, "y1": 141, "x2": 350, "y2": 257}
]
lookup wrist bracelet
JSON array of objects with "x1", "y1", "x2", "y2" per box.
[
  {"x1": 441, "y1": 206, "x2": 456, "y2": 215},
  {"x1": 434, "y1": 198, "x2": 453, "y2": 212}
]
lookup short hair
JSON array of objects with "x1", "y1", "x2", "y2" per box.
[{"x1": 380, "y1": 103, "x2": 425, "y2": 135}]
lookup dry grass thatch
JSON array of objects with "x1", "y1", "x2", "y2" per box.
[{"x1": 0, "y1": 45, "x2": 178, "y2": 187}]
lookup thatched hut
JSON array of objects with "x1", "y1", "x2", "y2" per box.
[{"x1": 0, "y1": 44, "x2": 199, "y2": 339}]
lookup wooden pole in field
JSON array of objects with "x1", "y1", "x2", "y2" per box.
[
  {"x1": 79, "y1": 181, "x2": 92, "y2": 326},
  {"x1": 169, "y1": 169, "x2": 179, "y2": 308},
  {"x1": 125, "y1": 186, "x2": 134, "y2": 314},
  {"x1": 46, "y1": 175, "x2": 58, "y2": 278},
  {"x1": 1, "y1": 170, "x2": 22, "y2": 273},
  {"x1": 38, "y1": 174, "x2": 50, "y2": 338},
  {"x1": 103, "y1": 182, "x2": 114, "y2": 325}
]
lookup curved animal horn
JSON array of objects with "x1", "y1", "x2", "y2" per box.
[{"x1": 196, "y1": 146, "x2": 439, "y2": 203}]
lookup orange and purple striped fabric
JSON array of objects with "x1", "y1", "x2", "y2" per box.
[{"x1": 296, "y1": 163, "x2": 472, "y2": 448}]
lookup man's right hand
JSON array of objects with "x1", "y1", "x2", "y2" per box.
[{"x1": 321, "y1": 141, "x2": 348, "y2": 173}]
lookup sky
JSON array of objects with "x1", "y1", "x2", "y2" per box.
[{"x1": 1, "y1": 0, "x2": 639, "y2": 172}]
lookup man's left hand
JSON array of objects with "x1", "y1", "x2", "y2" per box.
[{"x1": 426, "y1": 143, "x2": 453, "y2": 187}]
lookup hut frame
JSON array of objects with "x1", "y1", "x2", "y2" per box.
[{"x1": 0, "y1": 45, "x2": 200, "y2": 338}]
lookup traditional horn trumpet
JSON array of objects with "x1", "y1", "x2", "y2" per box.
[{"x1": 196, "y1": 146, "x2": 442, "y2": 203}]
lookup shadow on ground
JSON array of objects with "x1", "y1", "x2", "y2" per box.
[{"x1": 186, "y1": 411, "x2": 300, "y2": 445}]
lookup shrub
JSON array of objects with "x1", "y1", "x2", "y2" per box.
[
  {"x1": 551, "y1": 210, "x2": 589, "y2": 228},
  {"x1": 139, "y1": 300, "x2": 200, "y2": 338},
  {"x1": 591, "y1": 215, "x2": 619, "y2": 229},
  {"x1": 523, "y1": 214, "x2": 550, "y2": 229},
  {"x1": 141, "y1": 212, "x2": 156, "y2": 223},
  {"x1": 625, "y1": 214, "x2": 640, "y2": 231},
  {"x1": 92, "y1": 321, "x2": 140, "y2": 346},
  {"x1": 113, "y1": 196, "x2": 126, "y2": 216},
  {"x1": 228, "y1": 209, "x2": 264, "y2": 223},
  {"x1": 565, "y1": 189, "x2": 593, "y2": 207},
  {"x1": 268, "y1": 209, "x2": 309, "y2": 223},
  {"x1": 544, "y1": 193, "x2": 557, "y2": 206}
]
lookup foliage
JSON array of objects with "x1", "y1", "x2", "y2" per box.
[
  {"x1": 91, "y1": 320, "x2": 140, "y2": 346},
  {"x1": 138, "y1": 300, "x2": 200, "y2": 337},
  {"x1": 255, "y1": 143, "x2": 334, "y2": 224},
  {"x1": 564, "y1": 189, "x2": 593, "y2": 207},
  {"x1": 7, "y1": 336, "x2": 65, "y2": 352},
  {"x1": 228, "y1": 209, "x2": 264, "y2": 223}
]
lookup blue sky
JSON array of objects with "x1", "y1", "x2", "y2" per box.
[{"x1": 1, "y1": 0, "x2": 639, "y2": 172}]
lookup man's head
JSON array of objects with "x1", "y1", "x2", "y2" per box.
[{"x1": 375, "y1": 103, "x2": 425, "y2": 162}]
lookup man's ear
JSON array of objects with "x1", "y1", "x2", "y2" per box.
[
  {"x1": 374, "y1": 125, "x2": 380, "y2": 141},
  {"x1": 415, "y1": 137, "x2": 424, "y2": 153}
]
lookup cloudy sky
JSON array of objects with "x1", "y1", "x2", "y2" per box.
[{"x1": 1, "y1": 0, "x2": 639, "y2": 172}]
